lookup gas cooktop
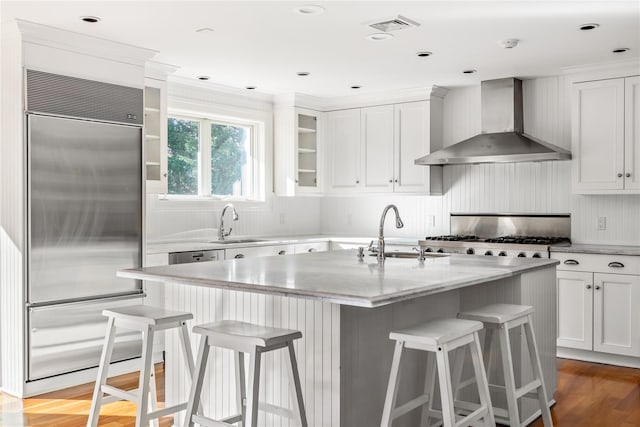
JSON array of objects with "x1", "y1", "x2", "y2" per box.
[{"x1": 424, "y1": 235, "x2": 571, "y2": 246}]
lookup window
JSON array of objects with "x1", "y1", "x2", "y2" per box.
[{"x1": 167, "y1": 114, "x2": 261, "y2": 200}]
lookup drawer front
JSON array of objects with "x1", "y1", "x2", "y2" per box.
[
  {"x1": 225, "y1": 244, "x2": 295, "y2": 260},
  {"x1": 552, "y1": 252, "x2": 640, "y2": 274}
]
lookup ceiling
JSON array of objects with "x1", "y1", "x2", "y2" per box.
[{"x1": 2, "y1": 1, "x2": 639, "y2": 97}]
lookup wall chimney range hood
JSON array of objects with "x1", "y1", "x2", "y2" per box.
[{"x1": 415, "y1": 78, "x2": 571, "y2": 165}]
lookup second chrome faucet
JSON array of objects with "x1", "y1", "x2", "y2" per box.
[{"x1": 377, "y1": 204, "x2": 404, "y2": 261}]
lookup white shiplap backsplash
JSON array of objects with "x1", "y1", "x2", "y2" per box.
[{"x1": 322, "y1": 76, "x2": 640, "y2": 245}]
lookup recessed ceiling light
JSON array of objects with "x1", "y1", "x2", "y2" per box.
[
  {"x1": 367, "y1": 33, "x2": 394, "y2": 42},
  {"x1": 197, "y1": 76, "x2": 210, "y2": 81},
  {"x1": 293, "y1": 5, "x2": 325, "y2": 15},
  {"x1": 351, "y1": 85, "x2": 362, "y2": 89},
  {"x1": 612, "y1": 47, "x2": 630, "y2": 53},
  {"x1": 296, "y1": 71, "x2": 310, "y2": 77},
  {"x1": 245, "y1": 86, "x2": 257, "y2": 90},
  {"x1": 80, "y1": 16, "x2": 100, "y2": 23},
  {"x1": 195, "y1": 27, "x2": 214, "y2": 33},
  {"x1": 579, "y1": 23, "x2": 600, "y2": 31},
  {"x1": 416, "y1": 51, "x2": 432, "y2": 58},
  {"x1": 462, "y1": 69, "x2": 477, "y2": 74},
  {"x1": 498, "y1": 38, "x2": 519, "y2": 49}
]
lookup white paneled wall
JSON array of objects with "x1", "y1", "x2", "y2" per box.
[
  {"x1": 164, "y1": 283, "x2": 340, "y2": 427},
  {"x1": 146, "y1": 196, "x2": 322, "y2": 241}
]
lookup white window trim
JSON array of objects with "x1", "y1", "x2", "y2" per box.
[{"x1": 161, "y1": 98, "x2": 273, "y2": 210}]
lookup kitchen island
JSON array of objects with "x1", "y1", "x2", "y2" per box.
[{"x1": 118, "y1": 250, "x2": 558, "y2": 427}]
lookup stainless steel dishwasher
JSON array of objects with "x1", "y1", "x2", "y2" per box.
[{"x1": 168, "y1": 249, "x2": 223, "y2": 265}]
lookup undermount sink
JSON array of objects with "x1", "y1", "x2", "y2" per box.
[
  {"x1": 209, "y1": 238, "x2": 266, "y2": 244},
  {"x1": 370, "y1": 251, "x2": 450, "y2": 259}
]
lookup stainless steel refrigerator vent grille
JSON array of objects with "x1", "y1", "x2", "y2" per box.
[{"x1": 26, "y1": 69, "x2": 143, "y2": 125}]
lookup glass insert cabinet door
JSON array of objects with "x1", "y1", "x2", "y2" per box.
[{"x1": 297, "y1": 113, "x2": 318, "y2": 188}]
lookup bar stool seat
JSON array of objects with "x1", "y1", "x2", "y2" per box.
[
  {"x1": 457, "y1": 303, "x2": 553, "y2": 427},
  {"x1": 184, "y1": 320, "x2": 307, "y2": 427},
  {"x1": 88, "y1": 305, "x2": 196, "y2": 427},
  {"x1": 381, "y1": 318, "x2": 495, "y2": 427}
]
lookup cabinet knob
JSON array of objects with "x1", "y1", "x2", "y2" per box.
[
  {"x1": 595, "y1": 285, "x2": 601, "y2": 290},
  {"x1": 626, "y1": 173, "x2": 631, "y2": 178},
  {"x1": 394, "y1": 179, "x2": 398, "y2": 183},
  {"x1": 389, "y1": 179, "x2": 393, "y2": 183},
  {"x1": 356, "y1": 180, "x2": 360, "y2": 184},
  {"x1": 617, "y1": 173, "x2": 623, "y2": 178},
  {"x1": 586, "y1": 285, "x2": 592, "y2": 289},
  {"x1": 163, "y1": 173, "x2": 167, "y2": 178},
  {"x1": 295, "y1": 179, "x2": 299, "y2": 183}
]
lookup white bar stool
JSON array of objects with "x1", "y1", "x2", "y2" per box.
[
  {"x1": 88, "y1": 305, "x2": 196, "y2": 427},
  {"x1": 457, "y1": 303, "x2": 553, "y2": 426},
  {"x1": 183, "y1": 320, "x2": 307, "y2": 427},
  {"x1": 381, "y1": 318, "x2": 495, "y2": 427}
]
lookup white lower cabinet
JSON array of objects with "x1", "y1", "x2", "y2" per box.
[
  {"x1": 294, "y1": 241, "x2": 330, "y2": 254},
  {"x1": 554, "y1": 252, "x2": 640, "y2": 358},
  {"x1": 556, "y1": 270, "x2": 593, "y2": 350},
  {"x1": 593, "y1": 273, "x2": 640, "y2": 356}
]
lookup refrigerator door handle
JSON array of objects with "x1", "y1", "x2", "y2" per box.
[{"x1": 27, "y1": 292, "x2": 146, "y2": 310}]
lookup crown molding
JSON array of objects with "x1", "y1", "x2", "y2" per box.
[
  {"x1": 15, "y1": 19, "x2": 157, "y2": 66},
  {"x1": 145, "y1": 60, "x2": 179, "y2": 80},
  {"x1": 562, "y1": 59, "x2": 640, "y2": 83}
]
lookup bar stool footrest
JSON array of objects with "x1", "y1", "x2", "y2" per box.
[
  {"x1": 220, "y1": 414, "x2": 243, "y2": 424},
  {"x1": 192, "y1": 414, "x2": 235, "y2": 427},
  {"x1": 456, "y1": 405, "x2": 491, "y2": 427},
  {"x1": 101, "y1": 384, "x2": 138, "y2": 402},
  {"x1": 515, "y1": 379, "x2": 542, "y2": 399},
  {"x1": 148, "y1": 402, "x2": 188, "y2": 420},
  {"x1": 391, "y1": 394, "x2": 430, "y2": 420}
]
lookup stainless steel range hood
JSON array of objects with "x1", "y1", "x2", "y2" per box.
[{"x1": 415, "y1": 78, "x2": 571, "y2": 165}]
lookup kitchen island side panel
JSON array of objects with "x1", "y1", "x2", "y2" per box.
[{"x1": 163, "y1": 282, "x2": 340, "y2": 427}]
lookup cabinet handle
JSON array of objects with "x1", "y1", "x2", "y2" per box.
[
  {"x1": 278, "y1": 250, "x2": 286, "y2": 255},
  {"x1": 617, "y1": 173, "x2": 623, "y2": 178},
  {"x1": 564, "y1": 259, "x2": 579, "y2": 265},
  {"x1": 586, "y1": 285, "x2": 592, "y2": 289},
  {"x1": 308, "y1": 248, "x2": 316, "y2": 253},
  {"x1": 626, "y1": 173, "x2": 631, "y2": 178},
  {"x1": 608, "y1": 261, "x2": 624, "y2": 268},
  {"x1": 595, "y1": 285, "x2": 601, "y2": 290},
  {"x1": 234, "y1": 254, "x2": 245, "y2": 259}
]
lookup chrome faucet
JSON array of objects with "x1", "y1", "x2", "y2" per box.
[
  {"x1": 377, "y1": 204, "x2": 404, "y2": 261},
  {"x1": 218, "y1": 203, "x2": 239, "y2": 240}
]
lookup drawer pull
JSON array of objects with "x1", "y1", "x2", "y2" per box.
[
  {"x1": 563, "y1": 259, "x2": 579, "y2": 265},
  {"x1": 234, "y1": 254, "x2": 245, "y2": 259},
  {"x1": 278, "y1": 250, "x2": 287, "y2": 255},
  {"x1": 308, "y1": 248, "x2": 316, "y2": 253},
  {"x1": 608, "y1": 261, "x2": 624, "y2": 268}
]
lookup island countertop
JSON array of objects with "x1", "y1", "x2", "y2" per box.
[{"x1": 118, "y1": 250, "x2": 558, "y2": 308}]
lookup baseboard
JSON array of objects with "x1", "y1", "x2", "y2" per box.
[{"x1": 557, "y1": 347, "x2": 640, "y2": 369}]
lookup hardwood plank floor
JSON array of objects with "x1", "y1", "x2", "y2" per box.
[{"x1": 0, "y1": 358, "x2": 638, "y2": 426}]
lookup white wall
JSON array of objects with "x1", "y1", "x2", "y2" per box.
[{"x1": 321, "y1": 76, "x2": 640, "y2": 245}]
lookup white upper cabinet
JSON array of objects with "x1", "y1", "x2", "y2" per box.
[
  {"x1": 326, "y1": 97, "x2": 443, "y2": 195},
  {"x1": 625, "y1": 76, "x2": 640, "y2": 190},
  {"x1": 571, "y1": 76, "x2": 640, "y2": 194},
  {"x1": 327, "y1": 108, "x2": 362, "y2": 192},
  {"x1": 274, "y1": 106, "x2": 324, "y2": 196},
  {"x1": 361, "y1": 105, "x2": 394, "y2": 192}
]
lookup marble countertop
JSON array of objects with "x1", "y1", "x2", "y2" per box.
[
  {"x1": 146, "y1": 235, "x2": 419, "y2": 254},
  {"x1": 119, "y1": 250, "x2": 558, "y2": 308},
  {"x1": 550, "y1": 244, "x2": 640, "y2": 256}
]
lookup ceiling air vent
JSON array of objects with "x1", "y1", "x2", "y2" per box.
[{"x1": 367, "y1": 15, "x2": 420, "y2": 32}]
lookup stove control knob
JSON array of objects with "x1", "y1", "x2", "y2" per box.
[
  {"x1": 425, "y1": 247, "x2": 432, "y2": 252},
  {"x1": 437, "y1": 248, "x2": 444, "y2": 253},
  {"x1": 484, "y1": 250, "x2": 493, "y2": 256},
  {"x1": 498, "y1": 251, "x2": 507, "y2": 256},
  {"x1": 532, "y1": 253, "x2": 542, "y2": 258},
  {"x1": 517, "y1": 252, "x2": 526, "y2": 257},
  {"x1": 466, "y1": 248, "x2": 475, "y2": 255}
]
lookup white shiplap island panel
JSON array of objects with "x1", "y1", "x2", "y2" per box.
[{"x1": 119, "y1": 251, "x2": 558, "y2": 427}]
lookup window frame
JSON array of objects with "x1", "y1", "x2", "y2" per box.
[{"x1": 165, "y1": 108, "x2": 268, "y2": 204}]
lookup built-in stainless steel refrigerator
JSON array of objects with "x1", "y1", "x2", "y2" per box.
[{"x1": 25, "y1": 70, "x2": 145, "y2": 381}]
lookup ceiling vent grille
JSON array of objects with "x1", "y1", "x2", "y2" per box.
[{"x1": 368, "y1": 15, "x2": 420, "y2": 32}]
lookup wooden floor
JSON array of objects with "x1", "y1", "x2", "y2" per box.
[{"x1": 0, "y1": 358, "x2": 638, "y2": 426}]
